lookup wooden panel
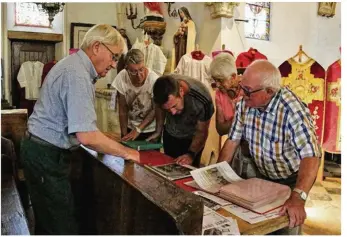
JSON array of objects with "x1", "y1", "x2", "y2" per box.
[
  {"x1": 1, "y1": 109, "x2": 28, "y2": 157},
  {"x1": 8, "y1": 31, "x2": 63, "y2": 42},
  {"x1": 71, "y1": 148, "x2": 204, "y2": 235},
  {"x1": 1, "y1": 175, "x2": 30, "y2": 235}
]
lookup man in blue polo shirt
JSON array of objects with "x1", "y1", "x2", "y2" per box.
[{"x1": 20, "y1": 24, "x2": 139, "y2": 234}]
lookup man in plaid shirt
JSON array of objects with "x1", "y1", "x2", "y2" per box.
[{"x1": 218, "y1": 60, "x2": 321, "y2": 235}]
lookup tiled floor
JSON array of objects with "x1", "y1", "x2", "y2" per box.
[{"x1": 302, "y1": 180, "x2": 341, "y2": 235}]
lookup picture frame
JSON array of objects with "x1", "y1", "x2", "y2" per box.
[
  {"x1": 317, "y1": 2, "x2": 337, "y2": 18},
  {"x1": 70, "y1": 23, "x2": 117, "y2": 49}
]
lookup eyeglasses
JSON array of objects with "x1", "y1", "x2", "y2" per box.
[
  {"x1": 127, "y1": 67, "x2": 145, "y2": 76},
  {"x1": 101, "y1": 42, "x2": 119, "y2": 62},
  {"x1": 239, "y1": 84, "x2": 265, "y2": 97}
]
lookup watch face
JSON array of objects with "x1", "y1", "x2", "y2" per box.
[{"x1": 301, "y1": 192, "x2": 307, "y2": 200}]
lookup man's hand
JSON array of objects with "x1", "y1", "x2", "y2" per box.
[
  {"x1": 279, "y1": 192, "x2": 307, "y2": 228},
  {"x1": 125, "y1": 149, "x2": 140, "y2": 163},
  {"x1": 175, "y1": 154, "x2": 193, "y2": 166},
  {"x1": 121, "y1": 129, "x2": 139, "y2": 141},
  {"x1": 146, "y1": 131, "x2": 161, "y2": 142}
]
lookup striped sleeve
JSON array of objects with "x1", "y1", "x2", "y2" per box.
[
  {"x1": 190, "y1": 89, "x2": 215, "y2": 122},
  {"x1": 287, "y1": 109, "x2": 322, "y2": 159},
  {"x1": 228, "y1": 100, "x2": 244, "y2": 141}
]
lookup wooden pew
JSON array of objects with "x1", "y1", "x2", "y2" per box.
[
  {"x1": 1, "y1": 174, "x2": 30, "y2": 235},
  {"x1": 70, "y1": 147, "x2": 204, "y2": 235}
]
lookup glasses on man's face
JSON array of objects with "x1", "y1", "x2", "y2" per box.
[
  {"x1": 239, "y1": 84, "x2": 265, "y2": 97},
  {"x1": 101, "y1": 42, "x2": 119, "y2": 62},
  {"x1": 127, "y1": 67, "x2": 145, "y2": 76}
]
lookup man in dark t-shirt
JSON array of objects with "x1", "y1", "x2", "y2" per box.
[{"x1": 147, "y1": 74, "x2": 214, "y2": 167}]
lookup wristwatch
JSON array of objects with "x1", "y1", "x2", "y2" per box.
[
  {"x1": 186, "y1": 150, "x2": 196, "y2": 160},
  {"x1": 135, "y1": 126, "x2": 142, "y2": 134},
  {"x1": 293, "y1": 188, "x2": 308, "y2": 201}
]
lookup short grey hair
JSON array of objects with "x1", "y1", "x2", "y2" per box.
[
  {"x1": 210, "y1": 53, "x2": 237, "y2": 80},
  {"x1": 80, "y1": 24, "x2": 125, "y2": 52},
  {"x1": 249, "y1": 59, "x2": 281, "y2": 91},
  {"x1": 124, "y1": 49, "x2": 144, "y2": 65}
]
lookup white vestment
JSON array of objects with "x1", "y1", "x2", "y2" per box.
[
  {"x1": 17, "y1": 61, "x2": 44, "y2": 100},
  {"x1": 132, "y1": 42, "x2": 167, "y2": 76},
  {"x1": 174, "y1": 53, "x2": 212, "y2": 89}
]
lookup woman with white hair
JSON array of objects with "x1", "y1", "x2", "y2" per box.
[
  {"x1": 21, "y1": 24, "x2": 139, "y2": 234},
  {"x1": 210, "y1": 52, "x2": 242, "y2": 136}
]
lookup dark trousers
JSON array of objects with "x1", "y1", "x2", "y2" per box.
[
  {"x1": 163, "y1": 128, "x2": 203, "y2": 168},
  {"x1": 20, "y1": 137, "x2": 78, "y2": 235}
]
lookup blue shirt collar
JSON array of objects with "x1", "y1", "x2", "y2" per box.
[{"x1": 76, "y1": 49, "x2": 99, "y2": 83}]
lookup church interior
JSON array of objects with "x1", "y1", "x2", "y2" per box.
[{"x1": 1, "y1": 2, "x2": 342, "y2": 235}]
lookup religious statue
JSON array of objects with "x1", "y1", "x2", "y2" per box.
[{"x1": 172, "y1": 7, "x2": 196, "y2": 67}]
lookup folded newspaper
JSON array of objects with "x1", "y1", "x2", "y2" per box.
[
  {"x1": 202, "y1": 206, "x2": 240, "y2": 235},
  {"x1": 185, "y1": 161, "x2": 291, "y2": 214},
  {"x1": 145, "y1": 163, "x2": 195, "y2": 181}
]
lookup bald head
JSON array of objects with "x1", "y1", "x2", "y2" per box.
[{"x1": 243, "y1": 60, "x2": 281, "y2": 91}]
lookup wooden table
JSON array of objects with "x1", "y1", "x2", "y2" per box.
[{"x1": 102, "y1": 132, "x2": 290, "y2": 235}]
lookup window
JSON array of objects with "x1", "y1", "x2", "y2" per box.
[
  {"x1": 244, "y1": 2, "x2": 271, "y2": 41},
  {"x1": 15, "y1": 2, "x2": 50, "y2": 28}
]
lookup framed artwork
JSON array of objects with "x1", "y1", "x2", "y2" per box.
[
  {"x1": 70, "y1": 23, "x2": 117, "y2": 49},
  {"x1": 317, "y1": 2, "x2": 337, "y2": 18}
]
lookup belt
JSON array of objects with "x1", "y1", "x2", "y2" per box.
[{"x1": 25, "y1": 131, "x2": 80, "y2": 152}]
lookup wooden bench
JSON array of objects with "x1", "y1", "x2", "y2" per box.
[{"x1": 1, "y1": 174, "x2": 30, "y2": 235}]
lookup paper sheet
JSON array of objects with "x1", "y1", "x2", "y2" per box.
[
  {"x1": 190, "y1": 161, "x2": 243, "y2": 193},
  {"x1": 222, "y1": 204, "x2": 282, "y2": 224},
  {"x1": 202, "y1": 207, "x2": 240, "y2": 235}
]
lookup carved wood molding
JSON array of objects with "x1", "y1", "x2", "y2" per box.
[
  {"x1": 8, "y1": 31, "x2": 63, "y2": 42},
  {"x1": 205, "y1": 2, "x2": 240, "y2": 19}
]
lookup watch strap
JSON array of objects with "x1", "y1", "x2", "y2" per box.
[{"x1": 293, "y1": 188, "x2": 307, "y2": 201}]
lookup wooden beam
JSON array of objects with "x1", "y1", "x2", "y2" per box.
[{"x1": 8, "y1": 31, "x2": 63, "y2": 42}]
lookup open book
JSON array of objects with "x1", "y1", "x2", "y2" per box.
[
  {"x1": 146, "y1": 163, "x2": 195, "y2": 181},
  {"x1": 185, "y1": 162, "x2": 291, "y2": 214}
]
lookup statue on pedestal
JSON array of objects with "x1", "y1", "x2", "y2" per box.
[{"x1": 172, "y1": 7, "x2": 196, "y2": 68}]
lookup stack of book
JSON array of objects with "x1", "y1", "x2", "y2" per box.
[
  {"x1": 185, "y1": 162, "x2": 291, "y2": 214},
  {"x1": 218, "y1": 178, "x2": 291, "y2": 214}
]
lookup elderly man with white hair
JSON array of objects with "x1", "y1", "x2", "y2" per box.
[
  {"x1": 218, "y1": 59, "x2": 321, "y2": 235},
  {"x1": 210, "y1": 52, "x2": 242, "y2": 136},
  {"x1": 21, "y1": 24, "x2": 139, "y2": 234}
]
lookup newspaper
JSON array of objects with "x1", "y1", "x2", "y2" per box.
[
  {"x1": 202, "y1": 207, "x2": 240, "y2": 235},
  {"x1": 146, "y1": 163, "x2": 195, "y2": 181},
  {"x1": 222, "y1": 204, "x2": 282, "y2": 224},
  {"x1": 190, "y1": 161, "x2": 243, "y2": 193}
]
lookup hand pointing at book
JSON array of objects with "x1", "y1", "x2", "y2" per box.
[{"x1": 175, "y1": 154, "x2": 193, "y2": 165}]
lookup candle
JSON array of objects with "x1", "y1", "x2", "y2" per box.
[{"x1": 135, "y1": 5, "x2": 137, "y2": 15}]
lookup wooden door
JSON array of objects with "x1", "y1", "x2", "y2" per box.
[{"x1": 11, "y1": 40, "x2": 55, "y2": 115}]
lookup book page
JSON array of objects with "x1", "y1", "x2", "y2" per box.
[
  {"x1": 193, "y1": 190, "x2": 231, "y2": 206},
  {"x1": 190, "y1": 161, "x2": 243, "y2": 193},
  {"x1": 222, "y1": 204, "x2": 282, "y2": 224},
  {"x1": 146, "y1": 163, "x2": 194, "y2": 181}
]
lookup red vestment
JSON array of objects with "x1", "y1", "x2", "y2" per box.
[{"x1": 322, "y1": 59, "x2": 341, "y2": 153}]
